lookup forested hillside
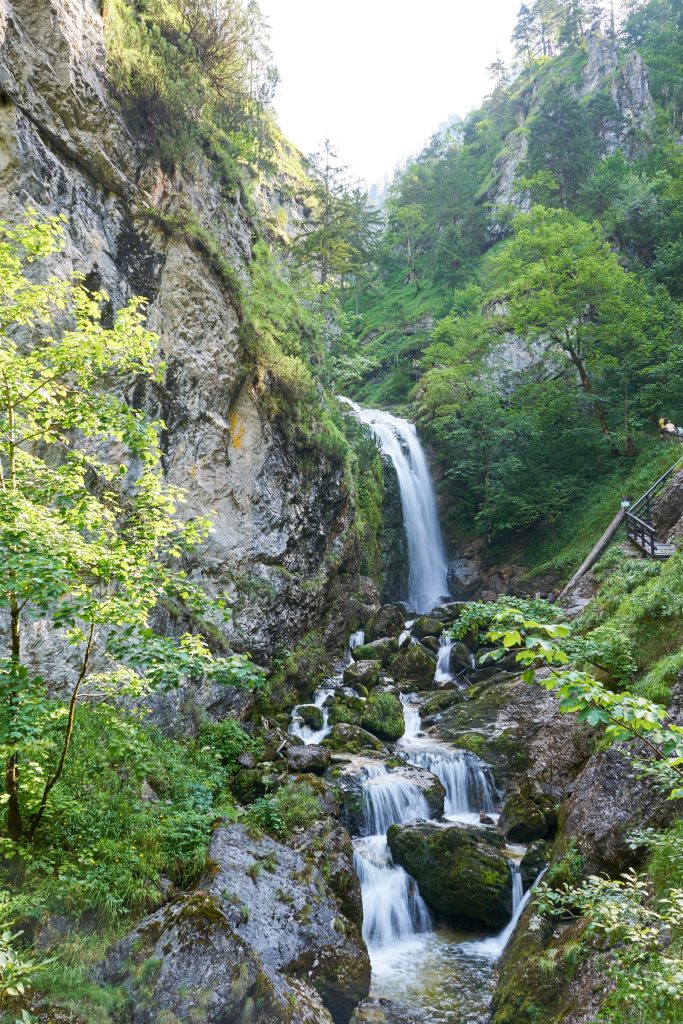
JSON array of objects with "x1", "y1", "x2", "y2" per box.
[{"x1": 329, "y1": 0, "x2": 683, "y2": 577}]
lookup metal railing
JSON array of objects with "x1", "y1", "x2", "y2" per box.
[{"x1": 625, "y1": 455, "x2": 683, "y2": 557}]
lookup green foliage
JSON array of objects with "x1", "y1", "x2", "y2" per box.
[
  {"x1": 564, "y1": 623, "x2": 637, "y2": 685},
  {"x1": 0, "y1": 215, "x2": 262, "y2": 844},
  {"x1": 243, "y1": 780, "x2": 320, "y2": 837},
  {"x1": 106, "y1": 0, "x2": 277, "y2": 168},
  {"x1": 449, "y1": 596, "x2": 556, "y2": 642},
  {"x1": 0, "y1": 705, "x2": 232, "y2": 926},
  {"x1": 197, "y1": 719, "x2": 257, "y2": 776},
  {"x1": 537, "y1": 869, "x2": 683, "y2": 1023},
  {"x1": 487, "y1": 608, "x2": 683, "y2": 798}
]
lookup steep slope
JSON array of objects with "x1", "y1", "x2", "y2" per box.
[{"x1": 0, "y1": 0, "x2": 377, "y2": 659}]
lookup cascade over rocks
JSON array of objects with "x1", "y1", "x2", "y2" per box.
[
  {"x1": 325, "y1": 757, "x2": 446, "y2": 836},
  {"x1": 387, "y1": 821, "x2": 513, "y2": 928}
]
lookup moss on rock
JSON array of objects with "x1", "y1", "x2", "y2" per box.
[
  {"x1": 389, "y1": 644, "x2": 436, "y2": 691},
  {"x1": 360, "y1": 692, "x2": 405, "y2": 742},
  {"x1": 387, "y1": 821, "x2": 511, "y2": 928}
]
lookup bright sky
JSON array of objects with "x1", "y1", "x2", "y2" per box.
[{"x1": 258, "y1": 0, "x2": 520, "y2": 188}]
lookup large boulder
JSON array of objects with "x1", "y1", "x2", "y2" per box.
[
  {"x1": 325, "y1": 757, "x2": 445, "y2": 836},
  {"x1": 553, "y1": 745, "x2": 679, "y2": 876},
  {"x1": 365, "y1": 604, "x2": 406, "y2": 642},
  {"x1": 360, "y1": 692, "x2": 405, "y2": 742},
  {"x1": 432, "y1": 675, "x2": 593, "y2": 792},
  {"x1": 284, "y1": 744, "x2": 331, "y2": 775},
  {"x1": 499, "y1": 779, "x2": 558, "y2": 843},
  {"x1": 387, "y1": 821, "x2": 512, "y2": 928},
  {"x1": 343, "y1": 660, "x2": 382, "y2": 689},
  {"x1": 205, "y1": 824, "x2": 370, "y2": 1023},
  {"x1": 322, "y1": 723, "x2": 387, "y2": 755},
  {"x1": 351, "y1": 637, "x2": 398, "y2": 666},
  {"x1": 298, "y1": 704, "x2": 324, "y2": 730},
  {"x1": 104, "y1": 891, "x2": 334, "y2": 1024},
  {"x1": 390, "y1": 644, "x2": 437, "y2": 691},
  {"x1": 412, "y1": 616, "x2": 445, "y2": 640}
]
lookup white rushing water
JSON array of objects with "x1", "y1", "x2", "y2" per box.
[
  {"x1": 339, "y1": 398, "x2": 449, "y2": 613},
  {"x1": 434, "y1": 634, "x2": 454, "y2": 683},
  {"x1": 354, "y1": 764, "x2": 432, "y2": 952},
  {"x1": 288, "y1": 686, "x2": 334, "y2": 745}
]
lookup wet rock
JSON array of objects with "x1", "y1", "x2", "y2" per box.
[
  {"x1": 328, "y1": 695, "x2": 363, "y2": 728},
  {"x1": 351, "y1": 637, "x2": 398, "y2": 666},
  {"x1": 325, "y1": 757, "x2": 445, "y2": 836},
  {"x1": 390, "y1": 644, "x2": 437, "y2": 691},
  {"x1": 387, "y1": 821, "x2": 512, "y2": 928},
  {"x1": 365, "y1": 604, "x2": 406, "y2": 642},
  {"x1": 429, "y1": 602, "x2": 466, "y2": 622},
  {"x1": 322, "y1": 724, "x2": 387, "y2": 755},
  {"x1": 343, "y1": 660, "x2": 382, "y2": 689},
  {"x1": 412, "y1": 616, "x2": 445, "y2": 640},
  {"x1": 360, "y1": 692, "x2": 405, "y2": 743},
  {"x1": 420, "y1": 690, "x2": 462, "y2": 718},
  {"x1": 450, "y1": 641, "x2": 474, "y2": 674},
  {"x1": 298, "y1": 704, "x2": 324, "y2": 730},
  {"x1": 499, "y1": 779, "x2": 558, "y2": 843},
  {"x1": 284, "y1": 744, "x2": 331, "y2": 775},
  {"x1": 421, "y1": 636, "x2": 441, "y2": 654},
  {"x1": 520, "y1": 839, "x2": 550, "y2": 887},
  {"x1": 433, "y1": 675, "x2": 593, "y2": 791},
  {"x1": 553, "y1": 744, "x2": 678, "y2": 876}
]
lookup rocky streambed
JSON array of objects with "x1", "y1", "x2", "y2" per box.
[{"x1": 285, "y1": 600, "x2": 561, "y2": 1024}]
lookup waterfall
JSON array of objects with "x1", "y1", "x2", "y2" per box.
[
  {"x1": 398, "y1": 701, "x2": 497, "y2": 822},
  {"x1": 339, "y1": 398, "x2": 449, "y2": 613},
  {"x1": 434, "y1": 634, "x2": 454, "y2": 683},
  {"x1": 361, "y1": 763, "x2": 431, "y2": 836},
  {"x1": 353, "y1": 764, "x2": 432, "y2": 951},
  {"x1": 400, "y1": 694, "x2": 422, "y2": 741},
  {"x1": 353, "y1": 836, "x2": 431, "y2": 950},
  {"x1": 289, "y1": 687, "x2": 334, "y2": 745},
  {"x1": 459, "y1": 866, "x2": 547, "y2": 960}
]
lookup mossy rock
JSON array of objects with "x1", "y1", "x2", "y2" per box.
[
  {"x1": 321, "y1": 723, "x2": 386, "y2": 754},
  {"x1": 387, "y1": 821, "x2": 511, "y2": 928},
  {"x1": 421, "y1": 690, "x2": 462, "y2": 717},
  {"x1": 360, "y1": 692, "x2": 405, "y2": 742},
  {"x1": 499, "y1": 780, "x2": 558, "y2": 843},
  {"x1": 389, "y1": 644, "x2": 436, "y2": 691},
  {"x1": 351, "y1": 637, "x2": 398, "y2": 666},
  {"x1": 365, "y1": 604, "x2": 406, "y2": 642},
  {"x1": 421, "y1": 636, "x2": 441, "y2": 654},
  {"x1": 328, "y1": 698, "x2": 362, "y2": 728},
  {"x1": 343, "y1": 659, "x2": 382, "y2": 689},
  {"x1": 298, "y1": 704, "x2": 324, "y2": 730},
  {"x1": 412, "y1": 616, "x2": 445, "y2": 640},
  {"x1": 520, "y1": 839, "x2": 550, "y2": 886}
]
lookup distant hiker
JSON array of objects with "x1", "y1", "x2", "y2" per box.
[
  {"x1": 666, "y1": 420, "x2": 677, "y2": 434},
  {"x1": 660, "y1": 416, "x2": 667, "y2": 430}
]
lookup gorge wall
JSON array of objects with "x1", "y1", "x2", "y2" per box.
[{"x1": 0, "y1": 0, "x2": 375, "y2": 663}]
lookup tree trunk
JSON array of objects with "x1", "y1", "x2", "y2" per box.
[
  {"x1": 565, "y1": 341, "x2": 611, "y2": 436},
  {"x1": 6, "y1": 599, "x2": 22, "y2": 840}
]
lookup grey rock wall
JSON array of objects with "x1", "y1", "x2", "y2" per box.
[{"x1": 0, "y1": 0, "x2": 364, "y2": 662}]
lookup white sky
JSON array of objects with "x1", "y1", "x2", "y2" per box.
[{"x1": 258, "y1": 0, "x2": 520, "y2": 188}]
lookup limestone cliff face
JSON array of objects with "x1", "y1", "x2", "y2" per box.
[
  {"x1": 486, "y1": 30, "x2": 655, "y2": 223},
  {"x1": 0, "y1": 0, "x2": 366, "y2": 660}
]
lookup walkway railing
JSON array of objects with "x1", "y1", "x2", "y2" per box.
[{"x1": 625, "y1": 455, "x2": 683, "y2": 558}]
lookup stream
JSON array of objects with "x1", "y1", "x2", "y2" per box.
[{"x1": 287, "y1": 403, "x2": 543, "y2": 1023}]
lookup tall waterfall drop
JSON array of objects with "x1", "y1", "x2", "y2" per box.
[{"x1": 339, "y1": 398, "x2": 449, "y2": 614}]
